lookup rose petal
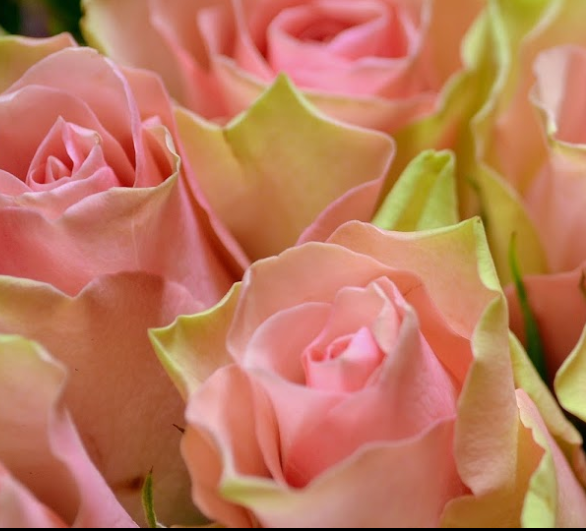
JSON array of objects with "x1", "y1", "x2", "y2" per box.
[
  {"x1": 470, "y1": 165, "x2": 548, "y2": 284},
  {"x1": 0, "y1": 334, "x2": 136, "y2": 527},
  {"x1": 0, "y1": 34, "x2": 76, "y2": 92},
  {"x1": 524, "y1": 154, "x2": 586, "y2": 274},
  {"x1": 82, "y1": 0, "x2": 217, "y2": 115},
  {"x1": 0, "y1": 85, "x2": 133, "y2": 186},
  {"x1": 373, "y1": 149, "x2": 459, "y2": 232},
  {"x1": 507, "y1": 268, "x2": 586, "y2": 379},
  {"x1": 0, "y1": 464, "x2": 66, "y2": 528},
  {"x1": 517, "y1": 390, "x2": 586, "y2": 527},
  {"x1": 0, "y1": 172, "x2": 235, "y2": 301},
  {"x1": 175, "y1": 74, "x2": 393, "y2": 262},
  {"x1": 478, "y1": 1, "x2": 586, "y2": 189},
  {"x1": 0, "y1": 273, "x2": 206, "y2": 525},
  {"x1": 151, "y1": 283, "x2": 243, "y2": 400},
  {"x1": 328, "y1": 218, "x2": 499, "y2": 337},
  {"x1": 555, "y1": 318, "x2": 586, "y2": 426},
  {"x1": 212, "y1": 54, "x2": 436, "y2": 130}
]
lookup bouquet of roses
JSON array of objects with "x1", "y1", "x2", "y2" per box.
[{"x1": 2, "y1": 0, "x2": 586, "y2": 527}]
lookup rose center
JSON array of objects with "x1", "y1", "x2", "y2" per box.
[
  {"x1": 26, "y1": 118, "x2": 102, "y2": 190},
  {"x1": 269, "y1": 1, "x2": 412, "y2": 62},
  {"x1": 297, "y1": 18, "x2": 354, "y2": 43},
  {"x1": 303, "y1": 326, "x2": 385, "y2": 393}
]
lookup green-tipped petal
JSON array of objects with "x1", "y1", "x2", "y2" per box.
[
  {"x1": 472, "y1": 165, "x2": 548, "y2": 284},
  {"x1": 373, "y1": 150, "x2": 459, "y2": 232},
  {"x1": 150, "y1": 283, "x2": 242, "y2": 401},
  {"x1": 0, "y1": 33, "x2": 76, "y2": 92},
  {"x1": 555, "y1": 323, "x2": 586, "y2": 425},
  {"x1": 510, "y1": 333, "x2": 583, "y2": 469},
  {"x1": 0, "y1": 334, "x2": 136, "y2": 527},
  {"x1": 175, "y1": 74, "x2": 394, "y2": 262},
  {"x1": 518, "y1": 391, "x2": 586, "y2": 528}
]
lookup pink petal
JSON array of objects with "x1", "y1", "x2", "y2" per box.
[
  {"x1": 506, "y1": 268, "x2": 586, "y2": 379},
  {"x1": 516, "y1": 390, "x2": 586, "y2": 527},
  {"x1": 0, "y1": 273, "x2": 206, "y2": 525},
  {"x1": 0, "y1": 174, "x2": 235, "y2": 301},
  {"x1": 0, "y1": 464, "x2": 66, "y2": 528},
  {"x1": 0, "y1": 335, "x2": 136, "y2": 527}
]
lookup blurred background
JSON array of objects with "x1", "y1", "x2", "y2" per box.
[{"x1": 0, "y1": 0, "x2": 83, "y2": 41}]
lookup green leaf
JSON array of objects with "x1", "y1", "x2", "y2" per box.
[
  {"x1": 142, "y1": 469, "x2": 160, "y2": 529},
  {"x1": 373, "y1": 150, "x2": 459, "y2": 231},
  {"x1": 509, "y1": 232, "x2": 547, "y2": 382}
]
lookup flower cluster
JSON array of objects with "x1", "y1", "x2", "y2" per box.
[{"x1": 2, "y1": 0, "x2": 586, "y2": 527}]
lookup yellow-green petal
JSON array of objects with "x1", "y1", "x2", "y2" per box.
[{"x1": 373, "y1": 150, "x2": 459, "y2": 232}]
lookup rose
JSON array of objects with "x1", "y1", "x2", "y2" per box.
[
  {"x1": 462, "y1": 1, "x2": 586, "y2": 424},
  {"x1": 0, "y1": 34, "x2": 240, "y2": 525},
  {"x1": 496, "y1": 45, "x2": 586, "y2": 428},
  {"x1": 467, "y1": 0, "x2": 586, "y2": 281},
  {"x1": 0, "y1": 335, "x2": 135, "y2": 527},
  {"x1": 81, "y1": 0, "x2": 486, "y2": 132},
  {"x1": 152, "y1": 219, "x2": 586, "y2": 527},
  {"x1": 506, "y1": 45, "x2": 586, "y2": 371},
  {"x1": 0, "y1": 33, "x2": 235, "y2": 299}
]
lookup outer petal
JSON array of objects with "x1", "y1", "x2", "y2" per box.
[
  {"x1": 0, "y1": 334, "x2": 135, "y2": 527},
  {"x1": 0, "y1": 173, "x2": 235, "y2": 302},
  {"x1": 472, "y1": 164, "x2": 548, "y2": 284},
  {"x1": 510, "y1": 333, "x2": 584, "y2": 480},
  {"x1": 373, "y1": 149, "x2": 459, "y2": 231},
  {"x1": 211, "y1": 56, "x2": 435, "y2": 131},
  {"x1": 81, "y1": 0, "x2": 219, "y2": 116},
  {"x1": 507, "y1": 268, "x2": 586, "y2": 379},
  {"x1": 175, "y1": 75, "x2": 393, "y2": 262},
  {"x1": 0, "y1": 34, "x2": 76, "y2": 92},
  {"x1": 555, "y1": 320, "x2": 586, "y2": 426},
  {"x1": 0, "y1": 273, "x2": 205, "y2": 526},
  {"x1": 184, "y1": 364, "x2": 463, "y2": 528},
  {"x1": 0, "y1": 464, "x2": 66, "y2": 528},
  {"x1": 327, "y1": 218, "x2": 501, "y2": 338},
  {"x1": 225, "y1": 420, "x2": 463, "y2": 528},
  {"x1": 478, "y1": 0, "x2": 586, "y2": 189},
  {"x1": 517, "y1": 390, "x2": 586, "y2": 527},
  {"x1": 151, "y1": 282, "x2": 242, "y2": 400}
]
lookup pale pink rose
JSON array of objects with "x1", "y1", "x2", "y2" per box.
[
  {"x1": 0, "y1": 33, "x2": 235, "y2": 300},
  {"x1": 0, "y1": 335, "x2": 136, "y2": 527},
  {"x1": 153, "y1": 220, "x2": 586, "y2": 527},
  {"x1": 0, "y1": 34, "x2": 238, "y2": 525},
  {"x1": 82, "y1": 0, "x2": 485, "y2": 131},
  {"x1": 464, "y1": 2, "x2": 586, "y2": 373},
  {"x1": 502, "y1": 46, "x2": 586, "y2": 379}
]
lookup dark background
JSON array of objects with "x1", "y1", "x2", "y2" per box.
[{"x1": 0, "y1": 0, "x2": 83, "y2": 41}]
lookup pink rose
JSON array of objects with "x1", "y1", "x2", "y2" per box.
[
  {"x1": 153, "y1": 219, "x2": 586, "y2": 527},
  {"x1": 0, "y1": 335, "x2": 135, "y2": 527},
  {"x1": 0, "y1": 33, "x2": 234, "y2": 299},
  {"x1": 464, "y1": 2, "x2": 586, "y2": 409},
  {"x1": 0, "y1": 34, "x2": 236, "y2": 525},
  {"x1": 474, "y1": 42, "x2": 586, "y2": 383},
  {"x1": 493, "y1": 45, "x2": 586, "y2": 427},
  {"x1": 82, "y1": 0, "x2": 485, "y2": 131}
]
